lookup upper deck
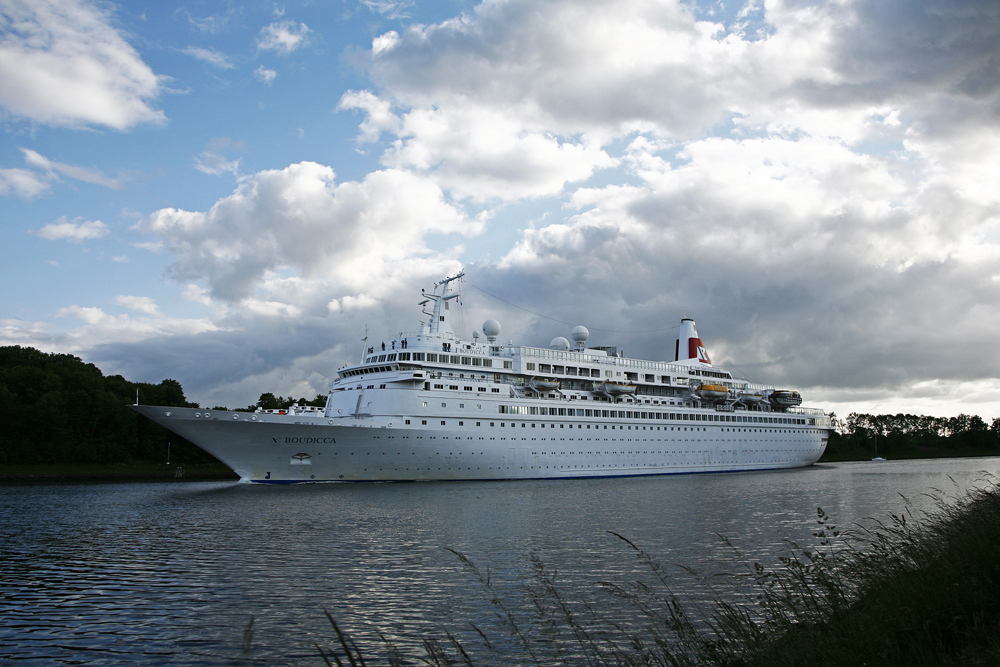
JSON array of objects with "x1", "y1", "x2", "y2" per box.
[{"x1": 331, "y1": 271, "x2": 824, "y2": 420}]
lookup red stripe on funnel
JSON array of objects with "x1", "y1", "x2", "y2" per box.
[{"x1": 689, "y1": 338, "x2": 711, "y2": 364}]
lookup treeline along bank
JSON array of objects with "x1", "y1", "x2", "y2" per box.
[
  {"x1": 0, "y1": 346, "x2": 320, "y2": 466},
  {"x1": 1, "y1": 345, "x2": 998, "y2": 466}
]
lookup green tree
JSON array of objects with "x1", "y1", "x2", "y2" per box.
[{"x1": 0, "y1": 346, "x2": 214, "y2": 466}]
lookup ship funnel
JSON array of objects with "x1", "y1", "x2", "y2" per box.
[{"x1": 675, "y1": 318, "x2": 711, "y2": 364}]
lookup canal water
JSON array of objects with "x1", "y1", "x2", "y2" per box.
[{"x1": 2, "y1": 457, "x2": 998, "y2": 665}]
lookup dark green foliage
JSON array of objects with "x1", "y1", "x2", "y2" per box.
[
  {"x1": 0, "y1": 346, "x2": 214, "y2": 466},
  {"x1": 822, "y1": 411, "x2": 1000, "y2": 461}
]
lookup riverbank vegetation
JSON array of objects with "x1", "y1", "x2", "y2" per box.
[
  {"x1": 0, "y1": 346, "x2": 327, "y2": 478},
  {"x1": 320, "y1": 479, "x2": 1000, "y2": 666},
  {"x1": 0, "y1": 346, "x2": 212, "y2": 470},
  {"x1": 822, "y1": 411, "x2": 1000, "y2": 461}
]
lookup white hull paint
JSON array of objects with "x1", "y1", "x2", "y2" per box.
[
  {"x1": 134, "y1": 272, "x2": 831, "y2": 483},
  {"x1": 133, "y1": 402, "x2": 829, "y2": 483}
]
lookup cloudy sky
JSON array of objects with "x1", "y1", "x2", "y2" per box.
[{"x1": 2, "y1": 0, "x2": 999, "y2": 420}]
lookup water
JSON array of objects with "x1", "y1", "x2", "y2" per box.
[{"x1": 2, "y1": 457, "x2": 998, "y2": 665}]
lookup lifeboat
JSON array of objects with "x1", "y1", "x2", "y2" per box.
[
  {"x1": 696, "y1": 383, "x2": 729, "y2": 400},
  {"x1": 595, "y1": 381, "x2": 637, "y2": 398},
  {"x1": 529, "y1": 378, "x2": 561, "y2": 392},
  {"x1": 737, "y1": 392, "x2": 763, "y2": 405},
  {"x1": 769, "y1": 390, "x2": 802, "y2": 408}
]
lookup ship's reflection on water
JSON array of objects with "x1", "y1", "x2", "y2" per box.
[{"x1": 1, "y1": 457, "x2": 998, "y2": 665}]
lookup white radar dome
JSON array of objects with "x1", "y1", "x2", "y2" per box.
[
  {"x1": 483, "y1": 319, "x2": 501, "y2": 342},
  {"x1": 550, "y1": 336, "x2": 571, "y2": 351},
  {"x1": 571, "y1": 326, "x2": 589, "y2": 345}
]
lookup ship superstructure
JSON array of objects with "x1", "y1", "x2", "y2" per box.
[{"x1": 134, "y1": 272, "x2": 831, "y2": 482}]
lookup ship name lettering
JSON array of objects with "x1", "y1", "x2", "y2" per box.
[{"x1": 284, "y1": 436, "x2": 336, "y2": 444}]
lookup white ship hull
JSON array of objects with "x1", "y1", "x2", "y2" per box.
[
  {"x1": 132, "y1": 400, "x2": 829, "y2": 483},
  {"x1": 134, "y1": 271, "x2": 832, "y2": 483}
]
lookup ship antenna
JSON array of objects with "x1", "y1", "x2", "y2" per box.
[{"x1": 360, "y1": 325, "x2": 368, "y2": 362}]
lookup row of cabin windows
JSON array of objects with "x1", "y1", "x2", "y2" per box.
[
  {"x1": 402, "y1": 419, "x2": 813, "y2": 435},
  {"x1": 497, "y1": 405, "x2": 806, "y2": 425},
  {"x1": 527, "y1": 362, "x2": 604, "y2": 378},
  {"x1": 416, "y1": 398, "x2": 805, "y2": 426},
  {"x1": 365, "y1": 352, "x2": 514, "y2": 370},
  {"x1": 431, "y1": 383, "x2": 501, "y2": 393},
  {"x1": 525, "y1": 362, "x2": 691, "y2": 386},
  {"x1": 426, "y1": 382, "x2": 695, "y2": 407}
]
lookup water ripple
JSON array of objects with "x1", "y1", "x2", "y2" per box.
[{"x1": 1, "y1": 458, "x2": 998, "y2": 664}]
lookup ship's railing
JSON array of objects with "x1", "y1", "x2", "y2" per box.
[{"x1": 788, "y1": 406, "x2": 827, "y2": 416}]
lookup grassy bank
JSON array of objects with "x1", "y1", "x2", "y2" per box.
[
  {"x1": 320, "y1": 480, "x2": 1000, "y2": 666},
  {"x1": 0, "y1": 461, "x2": 238, "y2": 481}
]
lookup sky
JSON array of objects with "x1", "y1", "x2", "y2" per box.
[{"x1": 1, "y1": 0, "x2": 999, "y2": 420}]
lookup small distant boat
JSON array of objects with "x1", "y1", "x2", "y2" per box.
[
  {"x1": 872, "y1": 457, "x2": 887, "y2": 462},
  {"x1": 696, "y1": 383, "x2": 729, "y2": 400}
]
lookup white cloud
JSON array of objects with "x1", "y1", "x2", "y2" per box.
[
  {"x1": 253, "y1": 65, "x2": 277, "y2": 84},
  {"x1": 256, "y1": 20, "x2": 310, "y2": 54},
  {"x1": 115, "y1": 295, "x2": 160, "y2": 315},
  {"x1": 0, "y1": 167, "x2": 50, "y2": 198},
  {"x1": 194, "y1": 152, "x2": 240, "y2": 176},
  {"x1": 362, "y1": 0, "x2": 757, "y2": 138},
  {"x1": 182, "y1": 283, "x2": 212, "y2": 306},
  {"x1": 383, "y1": 104, "x2": 617, "y2": 201},
  {"x1": 341, "y1": 92, "x2": 616, "y2": 201},
  {"x1": 0, "y1": 308, "x2": 222, "y2": 359},
  {"x1": 180, "y1": 7, "x2": 234, "y2": 35},
  {"x1": 0, "y1": 318, "x2": 58, "y2": 347},
  {"x1": 140, "y1": 161, "x2": 480, "y2": 308},
  {"x1": 0, "y1": 0, "x2": 164, "y2": 130},
  {"x1": 20, "y1": 148, "x2": 123, "y2": 189},
  {"x1": 371, "y1": 30, "x2": 399, "y2": 55},
  {"x1": 360, "y1": 1, "x2": 414, "y2": 20},
  {"x1": 192, "y1": 137, "x2": 244, "y2": 176},
  {"x1": 31, "y1": 216, "x2": 109, "y2": 242},
  {"x1": 341, "y1": 0, "x2": 1000, "y2": 208},
  {"x1": 338, "y1": 90, "x2": 400, "y2": 142},
  {"x1": 52, "y1": 305, "x2": 221, "y2": 347},
  {"x1": 183, "y1": 46, "x2": 235, "y2": 69}
]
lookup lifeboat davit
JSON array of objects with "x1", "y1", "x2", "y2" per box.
[
  {"x1": 769, "y1": 390, "x2": 802, "y2": 408},
  {"x1": 696, "y1": 383, "x2": 729, "y2": 400}
]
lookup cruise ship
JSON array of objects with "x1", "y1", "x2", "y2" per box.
[{"x1": 133, "y1": 272, "x2": 831, "y2": 483}]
